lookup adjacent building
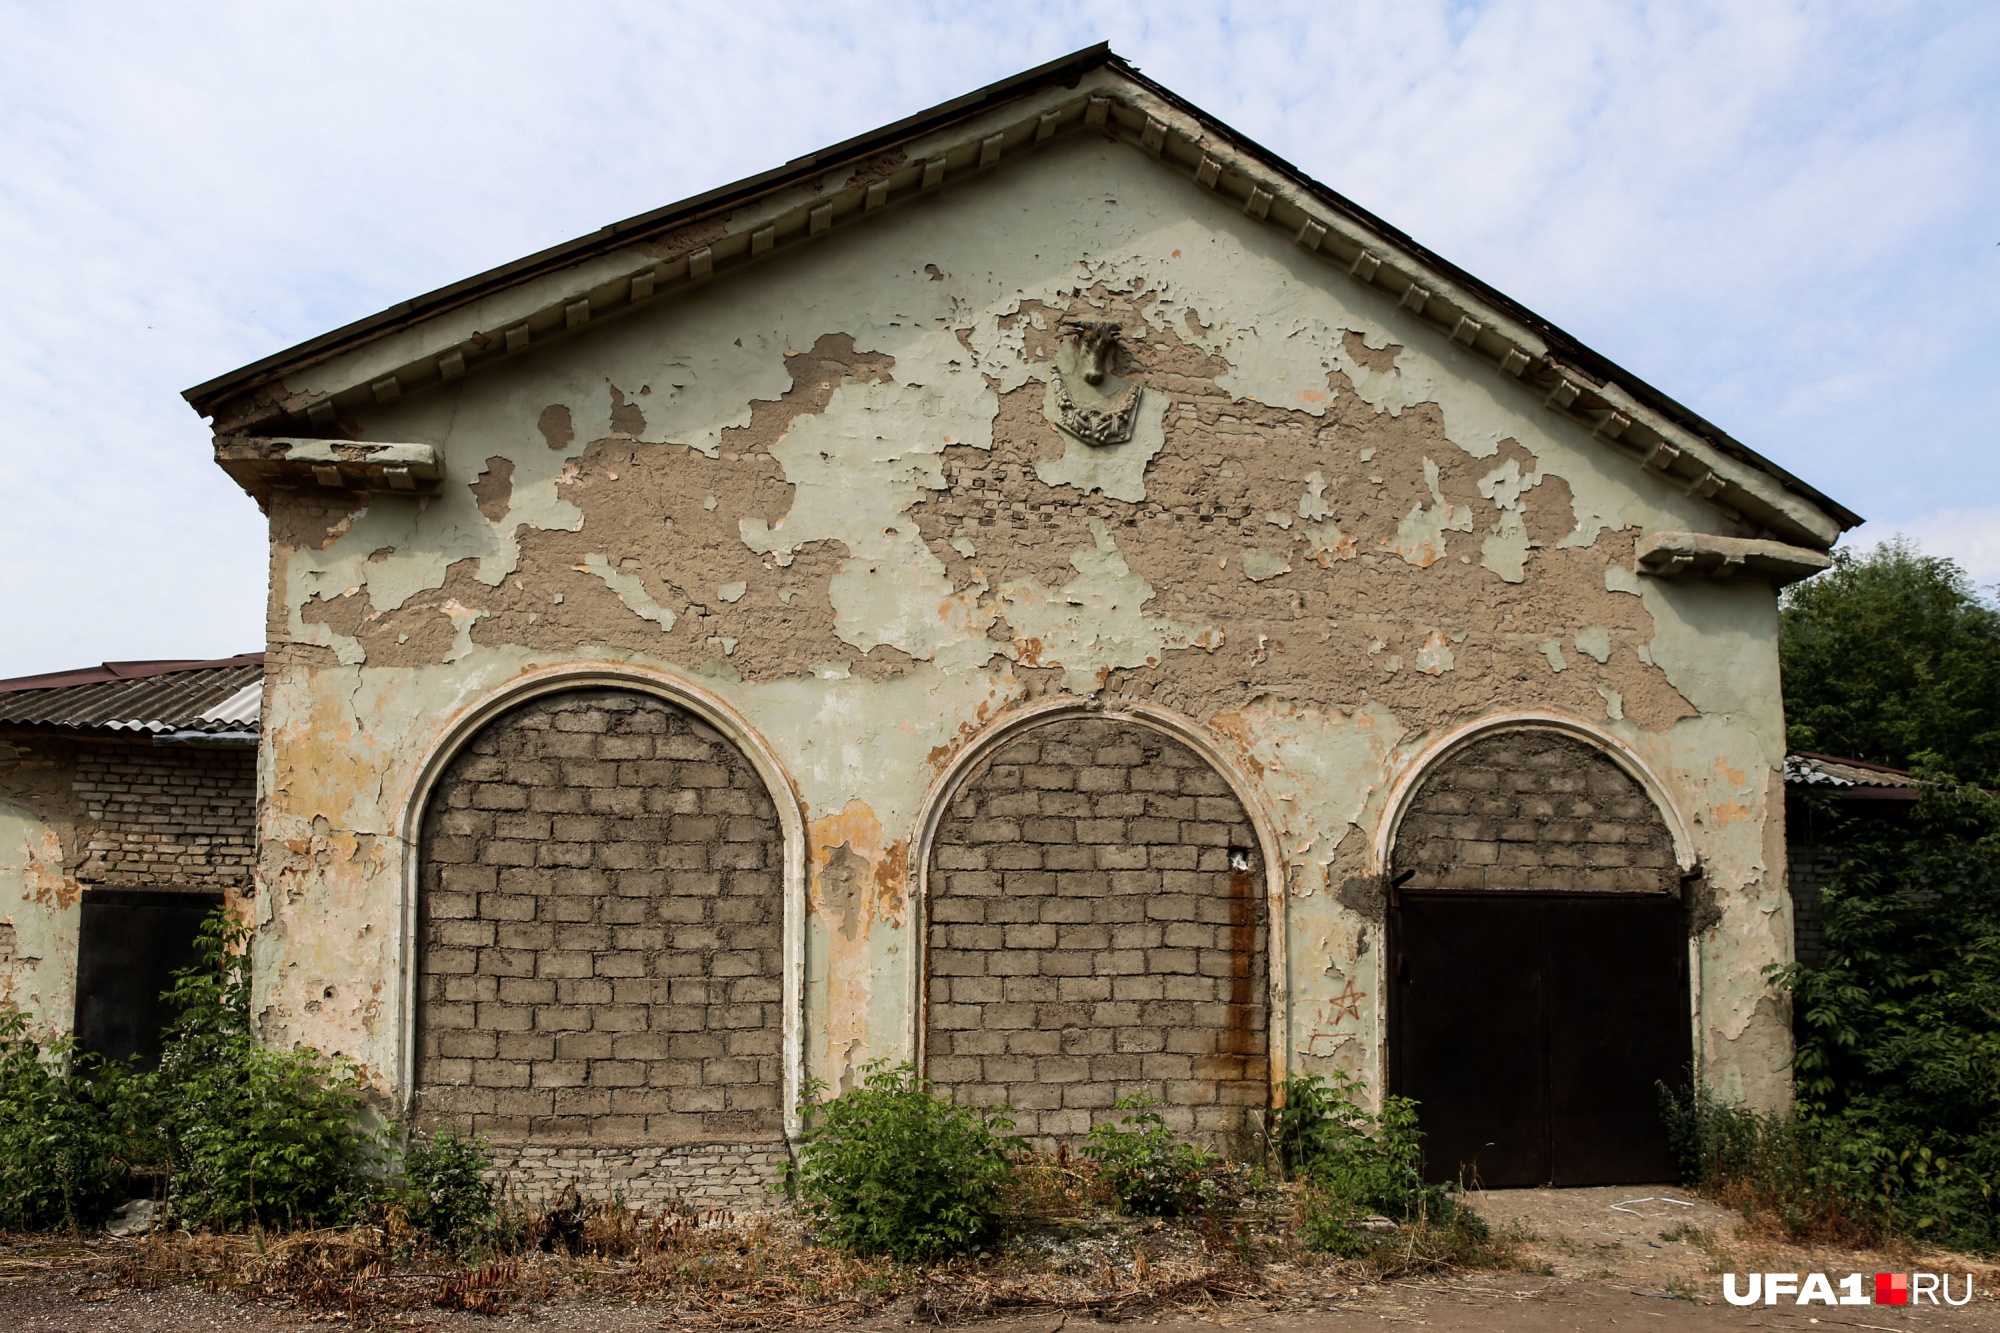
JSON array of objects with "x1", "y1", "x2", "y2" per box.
[{"x1": 0, "y1": 656, "x2": 260, "y2": 1063}]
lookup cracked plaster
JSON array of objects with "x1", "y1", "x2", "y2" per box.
[{"x1": 238, "y1": 130, "x2": 1807, "y2": 1111}]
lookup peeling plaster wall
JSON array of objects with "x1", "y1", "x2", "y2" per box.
[
  {"x1": 0, "y1": 732, "x2": 85, "y2": 1034},
  {"x1": 245, "y1": 129, "x2": 1797, "y2": 1118}
]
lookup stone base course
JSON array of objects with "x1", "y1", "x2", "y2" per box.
[{"x1": 487, "y1": 1138, "x2": 790, "y2": 1209}]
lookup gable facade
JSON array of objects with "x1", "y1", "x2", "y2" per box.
[{"x1": 189, "y1": 53, "x2": 1849, "y2": 1201}]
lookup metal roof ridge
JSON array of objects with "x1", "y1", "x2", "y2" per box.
[{"x1": 0, "y1": 653, "x2": 265, "y2": 694}]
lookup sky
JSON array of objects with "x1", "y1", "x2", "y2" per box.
[{"x1": 0, "y1": 1, "x2": 1995, "y2": 679}]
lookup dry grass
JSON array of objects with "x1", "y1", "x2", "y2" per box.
[
  {"x1": 0, "y1": 1158, "x2": 1522, "y2": 1328},
  {"x1": 106, "y1": 1205, "x2": 899, "y2": 1330}
]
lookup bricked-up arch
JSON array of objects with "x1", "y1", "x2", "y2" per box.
[
  {"x1": 1390, "y1": 728, "x2": 1676, "y2": 891},
  {"x1": 925, "y1": 718, "x2": 1268, "y2": 1147},
  {"x1": 414, "y1": 688, "x2": 785, "y2": 1192}
]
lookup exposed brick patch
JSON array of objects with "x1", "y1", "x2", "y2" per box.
[
  {"x1": 71, "y1": 740, "x2": 255, "y2": 889},
  {"x1": 415, "y1": 689, "x2": 785, "y2": 1154},
  {"x1": 925, "y1": 720, "x2": 1267, "y2": 1146},
  {"x1": 1393, "y1": 730, "x2": 1673, "y2": 892}
]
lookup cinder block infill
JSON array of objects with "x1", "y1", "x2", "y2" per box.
[
  {"x1": 416, "y1": 689, "x2": 787, "y2": 1150},
  {"x1": 927, "y1": 719, "x2": 1268, "y2": 1148}
]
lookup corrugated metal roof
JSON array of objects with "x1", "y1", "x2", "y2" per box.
[
  {"x1": 0, "y1": 655, "x2": 263, "y2": 734},
  {"x1": 1785, "y1": 752, "x2": 1922, "y2": 795}
]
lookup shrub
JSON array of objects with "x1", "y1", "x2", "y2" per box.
[
  {"x1": 0, "y1": 1012, "x2": 139, "y2": 1230},
  {"x1": 789, "y1": 1061, "x2": 1015, "y2": 1261},
  {"x1": 1662, "y1": 1087, "x2": 1896, "y2": 1246},
  {"x1": 1272, "y1": 1073, "x2": 1476, "y2": 1254},
  {"x1": 398, "y1": 1129, "x2": 497, "y2": 1251},
  {"x1": 152, "y1": 909, "x2": 381, "y2": 1231},
  {"x1": 1081, "y1": 1094, "x2": 1216, "y2": 1217}
]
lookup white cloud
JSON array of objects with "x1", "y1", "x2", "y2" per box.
[{"x1": 1, "y1": 1, "x2": 1997, "y2": 675}]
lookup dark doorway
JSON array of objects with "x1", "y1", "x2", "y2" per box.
[
  {"x1": 1389, "y1": 892, "x2": 1688, "y2": 1188},
  {"x1": 73, "y1": 889, "x2": 221, "y2": 1068}
]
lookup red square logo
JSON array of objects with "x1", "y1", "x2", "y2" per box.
[{"x1": 1876, "y1": 1273, "x2": 1909, "y2": 1305}]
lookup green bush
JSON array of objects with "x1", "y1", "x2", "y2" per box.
[
  {"x1": 1270, "y1": 1070, "x2": 1383, "y2": 1181},
  {"x1": 1272, "y1": 1074, "x2": 1475, "y2": 1254},
  {"x1": 1662, "y1": 1087, "x2": 1900, "y2": 1245},
  {"x1": 398, "y1": 1129, "x2": 497, "y2": 1251},
  {"x1": 790, "y1": 1061, "x2": 1015, "y2": 1260},
  {"x1": 0, "y1": 1013, "x2": 140, "y2": 1230},
  {"x1": 151, "y1": 909, "x2": 381, "y2": 1231},
  {"x1": 1081, "y1": 1094, "x2": 1216, "y2": 1217}
]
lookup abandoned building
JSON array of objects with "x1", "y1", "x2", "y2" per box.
[
  {"x1": 1, "y1": 45, "x2": 1867, "y2": 1199},
  {"x1": 0, "y1": 656, "x2": 261, "y2": 1064}
]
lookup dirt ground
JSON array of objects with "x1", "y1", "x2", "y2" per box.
[{"x1": 3, "y1": 1187, "x2": 1996, "y2": 1331}]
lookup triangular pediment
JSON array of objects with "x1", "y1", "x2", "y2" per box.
[{"x1": 187, "y1": 45, "x2": 1854, "y2": 548}]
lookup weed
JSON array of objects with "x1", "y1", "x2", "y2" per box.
[
  {"x1": 789, "y1": 1060, "x2": 1016, "y2": 1261},
  {"x1": 396, "y1": 1128, "x2": 497, "y2": 1252},
  {"x1": 1271, "y1": 1073, "x2": 1479, "y2": 1257},
  {"x1": 1081, "y1": 1094, "x2": 1217, "y2": 1218},
  {"x1": 150, "y1": 909, "x2": 381, "y2": 1230},
  {"x1": 0, "y1": 1012, "x2": 141, "y2": 1230}
]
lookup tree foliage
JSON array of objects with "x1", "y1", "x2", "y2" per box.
[
  {"x1": 1679, "y1": 776, "x2": 2000, "y2": 1251},
  {"x1": 1781, "y1": 538, "x2": 2000, "y2": 784}
]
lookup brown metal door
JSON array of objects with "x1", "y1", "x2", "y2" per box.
[{"x1": 1390, "y1": 892, "x2": 1688, "y2": 1188}]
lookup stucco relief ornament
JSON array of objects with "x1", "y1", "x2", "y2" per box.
[{"x1": 1048, "y1": 319, "x2": 1143, "y2": 447}]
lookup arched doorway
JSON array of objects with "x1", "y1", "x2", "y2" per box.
[
  {"x1": 924, "y1": 717, "x2": 1268, "y2": 1149},
  {"x1": 1388, "y1": 727, "x2": 1689, "y2": 1187},
  {"x1": 413, "y1": 687, "x2": 787, "y2": 1201}
]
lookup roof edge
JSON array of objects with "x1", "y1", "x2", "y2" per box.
[
  {"x1": 182, "y1": 42, "x2": 1113, "y2": 415},
  {"x1": 183, "y1": 44, "x2": 1857, "y2": 540}
]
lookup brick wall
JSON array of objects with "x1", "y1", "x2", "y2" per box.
[
  {"x1": 71, "y1": 739, "x2": 255, "y2": 890},
  {"x1": 415, "y1": 689, "x2": 787, "y2": 1189},
  {"x1": 1393, "y1": 730, "x2": 1674, "y2": 892},
  {"x1": 1787, "y1": 837, "x2": 1834, "y2": 968},
  {"x1": 926, "y1": 719, "x2": 1267, "y2": 1147}
]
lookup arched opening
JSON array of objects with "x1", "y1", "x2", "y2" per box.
[
  {"x1": 413, "y1": 686, "x2": 787, "y2": 1204},
  {"x1": 923, "y1": 716, "x2": 1268, "y2": 1150},
  {"x1": 1387, "y1": 726, "x2": 1689, "y2": 1187}
]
